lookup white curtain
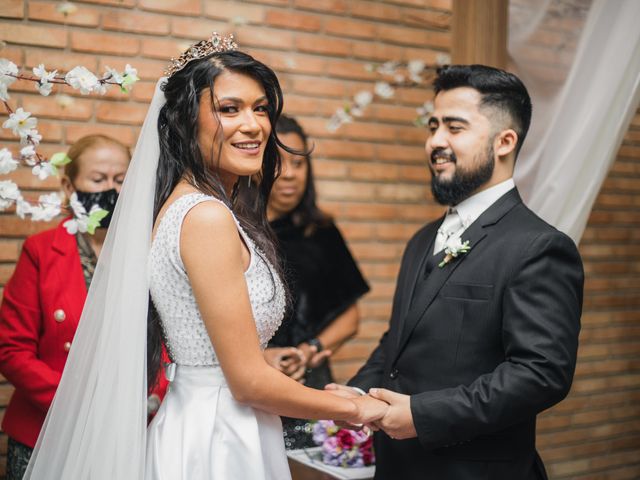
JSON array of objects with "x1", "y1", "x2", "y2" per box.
[{"x1": 510, "y1": 0, "x2": 640, "y2": 243}]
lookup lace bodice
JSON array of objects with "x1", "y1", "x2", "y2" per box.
[{"x1": 149, "y1": 193, "x2": 285, "y2": 366}]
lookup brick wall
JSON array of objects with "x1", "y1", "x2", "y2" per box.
[{"x1": 0, "y1": 1, "x2": 638, "y2": 479}]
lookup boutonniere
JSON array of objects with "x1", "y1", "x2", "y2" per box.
[{"x1": 439, "y1": 237, "x2": 471, "y2": 268}]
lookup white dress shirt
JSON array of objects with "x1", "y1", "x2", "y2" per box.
[{"x1": 433, "y1": 178, "x2": 515, "y2": 254}]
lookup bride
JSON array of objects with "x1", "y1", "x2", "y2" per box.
[{"x1": 24, "y1": 34, "x2": 387, "y2": 479}]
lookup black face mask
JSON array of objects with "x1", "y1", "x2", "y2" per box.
[{"x1": 75, "y1": 188, "x2": 119, "y2": 229}]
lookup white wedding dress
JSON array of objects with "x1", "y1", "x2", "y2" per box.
[{"x1": 146, "y1": 192, "x2": 291, "y2": 480}]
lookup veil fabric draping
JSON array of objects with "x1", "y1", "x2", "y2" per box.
[
  {"x1": 511, "y1": 0, "x2": 640, "y2": 243},
  {"x1": 24, "y1": 78, "x2": 167, "y2": 479}
]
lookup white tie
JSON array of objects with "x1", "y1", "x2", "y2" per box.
[{"x1": 434, "y1": 209, "x2": 463, "y2": 254}]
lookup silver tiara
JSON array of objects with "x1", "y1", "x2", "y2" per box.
[{"x1": 164, "y1": 32, "x2": 238, "y2": 77}]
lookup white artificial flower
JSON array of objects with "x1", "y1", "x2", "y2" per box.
[
  {"x1": 31, "y1": 192, "x2": 61, "y2": 221},
  {"x1": 104, "y1": 66, "x2": 123, "y2": 84},
  {"x1": 374, "y1": 81, "x2": 394, "y2": 99},
  {"x1": 353, "y1": 90, "x2": 373, "y2": 108},
  {"x1": 55, "y1": 93, "x2": 74, "y2": 108},
  {"x1": 16, "y1": 198, "x2": 32, "y2": 219},
  {"x1": 124, "y1": 64, "x2": 137, "y2": 78},
  {"x1": 0, "y1": 83, "x2": 9, "y2": 102},
  {"x1": 408, "y1": 60, "x2": 425, "y2": 83},
  {"x1": 394, "y1": 73, "x2": 405, "y2": 83},
  {"x1": 408, "y1": 60, "x2": 426, "y2": 75},
  {"x1": 2, "y1": 108, "x2": 37, "y2": 138},
  {"x1": 32, "y1": 161, "x2": 57, "y2": 180},
  {"x1": 33, "y1": 64, "x2": 57, "y2": 97},
  {"x1": 436, "y1": 53, "x2": 451, "y2": 66},
  {"x1": 68, "y1": 191, "x2": 87, "y2": 216},
  {"x1": 0, "y1": 59, "x2": 18, "y2": 101},
  {"x1": 416, "y1": 101, "x2": 434, "y2": 117},
  {"x1": 94, "y1": 81, "x2": 108, "y2": 95},
  {"x1": 230, "y1": 15, "x2": 248, "y2": 26},
  {"x1": 377, "y1": 61, "x2": 398, "y2": 76},
  {"x1": 0, "y1": 180, "x2": 20, "y2": 210},
  {"x1": 326, "y1": 107, "x2": 353, "y2": 132},
  {"x1": 22, "y1": 129, "x2": 42, "y2": 146},
  {"x1": 65, "y1": 66, "x2": 99, "y2": 95},
  {"x1": 20, "y1": 145, "x2": 35, "y2": 158},
  {"x1": 56, "y1": 1, "x2": 78, "y2": 15},
  {"x1": 0, "y1": 148, "x2": 18, "y2": 174},
  {"x1": 63, "y1": 217, "x2": 80, "y2": 234}
]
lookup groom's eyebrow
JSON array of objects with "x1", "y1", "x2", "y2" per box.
[{"x1": 442, "y1": 116, "x2": 470, "y2": 125}]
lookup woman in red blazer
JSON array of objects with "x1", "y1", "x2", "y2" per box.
[{"x1": 0, "y1": 135, "x2": 167, "y2": 480}]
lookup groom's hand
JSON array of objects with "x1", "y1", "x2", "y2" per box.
[{"x1": 368, "y1": 388, "x2": 417, "y2": 440}]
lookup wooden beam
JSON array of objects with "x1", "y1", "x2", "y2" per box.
[{"x1": 451, "y1": 0, "x2": 508, "y2": 68}]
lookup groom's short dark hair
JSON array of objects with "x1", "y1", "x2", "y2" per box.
[{"x1": 433, "y1": 64, "x2": 532, "y2": 157}]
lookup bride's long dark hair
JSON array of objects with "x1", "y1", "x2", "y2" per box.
[{"x1": 147, "y1": 51, "x2": 292, "y2": 389}]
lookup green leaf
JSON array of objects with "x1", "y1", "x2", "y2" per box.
[
  {"x1": 50, "y1": 152, "x2": 72, "y2": 167},
  {"x1": 86, "y1": 208, "x2": 109, "y2": 234},
  {"x1": 121, "y1": 73, "x2": 139, "y2": 92}
]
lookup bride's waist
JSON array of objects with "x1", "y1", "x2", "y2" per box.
[{"x1": 166, "y1": 363, "x2": 227, "y2": 387}]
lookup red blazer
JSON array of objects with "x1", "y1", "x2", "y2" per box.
[{"x1": 0, "y1": 220, "x2": 168, "y2": 447}]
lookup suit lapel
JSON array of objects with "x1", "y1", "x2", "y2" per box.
[
  {"x1": 404, "y1": 218, "x2": 442, "y2": 315},
  {"x1": 393, "y1": 188, "x2": 522, "y2": 362}
]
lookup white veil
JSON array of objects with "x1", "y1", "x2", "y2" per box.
[{"x1": 24, "y1": 78, "x2": 167, "y2": 479}]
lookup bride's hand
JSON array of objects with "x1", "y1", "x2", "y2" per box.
[{"x1": 351, "y1": 394, "x2": 389, "y2": 425}]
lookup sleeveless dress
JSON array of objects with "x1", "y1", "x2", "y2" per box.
[{"x1": 146, "y1": 193, "x2": 290, "y2": 480}]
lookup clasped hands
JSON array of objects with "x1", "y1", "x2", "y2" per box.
[
  {"x1": 325, "y1": 383, "x2": 417, "y2": 440},
  {"x1": 264, "y1": 344, "x2": 331, "y2": 382}
]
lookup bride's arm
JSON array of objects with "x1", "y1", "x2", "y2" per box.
[{"x1": 181, "y1": 201, "x2": 385, "y2": 424}]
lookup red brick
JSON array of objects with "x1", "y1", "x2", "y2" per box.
[
  {"x1": 65, "y1": 123, "x2": 136, "y2": 146},
  {"x1": 138, "y1": 0, "x2": 200, "y2": 16},
  {"x1": 349, "y1": 1, "x2": 402, "y2": 22},
  {"x1": 235, "y1": 26, "x2": 295, "y2": 51},
  {"x1": 324, "y1": 18, "x2": 377, "y2": 40},
  {"x1": 0, "y1": 215, "x2": 58, "y2": 238},
  {"x1": 377, "y1": 24, "x2": 450, "y2": 49},
  {"x1": 170, "y1": 17, "x2": 228, "y2": 40},
  {"x1": 2, "y1": 23, "x2": 67, "y2": 48},
  {"x1": 0, "y1": 45, "x2": 23, "y2": 66},
  {"x1": 22, "y1": 95, "x2": 94, "y2": 121},
  {"x1": 203, "y1": 1, "x2": 265, "y2": 23},
  {"x1": 252, "y1": 50, "x2": 327, "y2": 76},
  {"x1": 96, "y1": 101, "x2": 148, "y2": 125},
  {"x1": 295, "y1": 33, "x2": 351, "y2": 57},
  {"x1": 71, "y1": 31, "x2": 139, "y2": 56},
  {"x1": 28, "y1": 1, "x2": 100, "y2": 27},
  {"x1": 352, "y1": 40, "x2": 406, "y2": 62},
  {"x1": 325, "y1": 59, "x2": 377, "y2": 81},
  {"x1": 0, "y1": 240, "x2": 20, "y2": 261},
  {"x1": 288, "y1": 76, "x2": 348, "y2": 98},
  {"x1": 402, "y1": 7, "x2": 451, "y2": 29},
  {"x1": 102, "y1": 10, "x2": 170, "y2": 35},
  {"x1": 25, "y1": 50, "x2": 99, "y2": 72},
  {"x1": 71, "y1": 0, "x2": 134, "y2": 6},
  {"x1": 264, "y1": 9, "x2": 321, "y2": 32},
  {"x1": 141, "y1": 38, "x2": 186, "y2": 61},
  {"x1": 0, "y1": 0, "x2": 24, "y2": 18},
  {"x1": 294, "y1": 0, "x2": 348, "y2": 13}
]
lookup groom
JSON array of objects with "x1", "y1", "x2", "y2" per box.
[{"x1": 328, "y1": 65, "x2": 583, "y2": 479}]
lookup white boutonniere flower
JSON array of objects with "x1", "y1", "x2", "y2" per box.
[{"x1": 439, "y1": 237, "x2": 471, "y2": 268}]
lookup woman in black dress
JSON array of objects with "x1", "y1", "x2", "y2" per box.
[{"x1": 265, "y1": 115, "x2": 370, "y2": 449}]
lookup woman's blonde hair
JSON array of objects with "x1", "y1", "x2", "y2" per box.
[{"x1": 64, "y1": 134, "x2": 131, "y2": 181}]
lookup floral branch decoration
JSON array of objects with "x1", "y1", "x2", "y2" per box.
[
  {"x1": 326, "y1": 53, "x2": 451, "y2": 132},
  {"x1": 438, "y1": 237, "x2": 471, "y2": 268},
  {"x1": 0, "y1": 58, "x2": 138, "y2": 229}
]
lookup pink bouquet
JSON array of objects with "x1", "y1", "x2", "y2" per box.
[{"x1": 312, "y1": 420, "x2": 375, "y2": 468}]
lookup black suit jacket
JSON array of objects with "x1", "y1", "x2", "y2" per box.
[{"x1": 349, "y1": 189, "x2": 583, "y2": 480}]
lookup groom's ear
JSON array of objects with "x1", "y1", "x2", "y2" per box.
[{"x1": 494, "y1": 128, "x2": 518, "y2": 159}]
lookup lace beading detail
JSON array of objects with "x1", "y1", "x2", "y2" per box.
[{"x1": 149, "y1": 193, "x2": 285, "y2": 366}]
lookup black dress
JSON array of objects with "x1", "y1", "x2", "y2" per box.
[{"x1": 269, "y1": 214, "x2": 369, "y2": 449}]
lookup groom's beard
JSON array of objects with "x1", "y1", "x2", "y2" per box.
[{"x1": 430, "y1": 144, "x2": 495, "y2": 206}]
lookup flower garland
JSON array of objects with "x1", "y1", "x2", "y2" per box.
[{"x1": 0, "y1": 58, "x2": 138, "y2": 227}]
